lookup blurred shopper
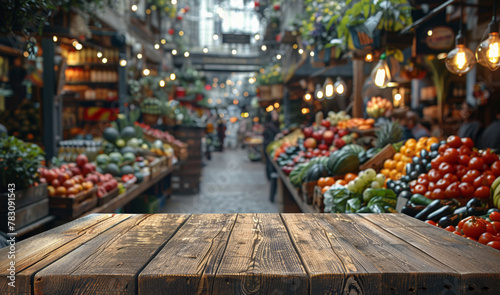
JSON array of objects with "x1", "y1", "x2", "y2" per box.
[
  {"x1": 406, "y1": 111, "x2": 431, "y2": 139},
  {"x1": 458, "y1": 101, "x2": 483, "y2": 145},
  {"x1": 217, "y1": 119, "x2": 226, "y2": 151},
  {"x1": 263, "y1": 110, "x2": 280, "y2": 202}
]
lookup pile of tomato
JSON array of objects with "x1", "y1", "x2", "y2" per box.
[
  {"x1": 409, "y1": 135, "x2": 500, "y2": 200},
  {"x1": 427, "y1": 211, "x2": 500, "y2": 250}
]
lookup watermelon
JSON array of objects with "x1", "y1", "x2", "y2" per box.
[
  {"x1": 121, "y1": 126, "x2": 136, "y2": 141},
  {"x1": 96, "y1": 154, "x2": 110, "y2": 166},
  {"x1": 105, "y1": 163, "x2": 120, "y2": 176},
  {"x1": 109, "y1": 152, "x2": 123, "y2": 165},
  {"x1": 123, "y1": 152, "x2": 136, "y2": 164},
  {"x1": 103, "y1": 127, "x2": 120, "y2": 144},
  {"x1": 121, "y1": 165, "x2": 135, "y2": 176}
]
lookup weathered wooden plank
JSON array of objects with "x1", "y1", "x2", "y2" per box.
[
  {"x1": 281, "y1": 213, "x2": 380, "y2": 294},
  {"x1": 33, "y1": 214, "x2": 189, "y2": 295},
  {"x1": 363, "y1": 213, "x2": 500, "y2": 294},
  {"x1": 212, "y1": 213, "x2": 308, "y2": 295},
  {"x1": 139, "y1": 214, "x2": 237, "y2": 294},
  {"x1": 0, "y1": 213, "x2": 132, "y2": 294},
  {"x1": 316, "y1": 213, "x2": 459, "y2": 294},
  {"x1": 359, "y1": 212, "x2": 431, "y2": 228}
]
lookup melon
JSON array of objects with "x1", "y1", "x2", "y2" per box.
[
  {"x1": 103, "y1": 127, "x2": 120, "y2": 144},
  {"x1": 121, "y1": 126, "x2": 136, "y2": 141}
]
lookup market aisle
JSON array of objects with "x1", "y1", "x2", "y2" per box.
[{"x1": 160, "y1": 148, "x2": 280, "y2": 213}]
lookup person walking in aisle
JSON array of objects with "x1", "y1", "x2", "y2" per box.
[
  {"x1": 217, "y1": 119, "x2": 226, "y2": 151},
  {"x1": 263, "y1": 110, "x2": 280, "y2": 202}
]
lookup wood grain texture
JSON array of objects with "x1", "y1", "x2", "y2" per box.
[
  {"x1": 139, "y1": 214, "x2": 237, "y2": 294},
  {"x1": 316, "y1": 213, "x2": 459, "y2": 294},
  {"x1": 212, "y1": 213, "x2": 308, "y2": 295},
  {"x1": 363, "y1": 213, "x2": 500, "y2": 294},
  {"x1": 281, "y1": 213, "x2": 380, "y2": 295},
  {"x1": 0, "y1": 213, "x2": 132, "y2": 294},
  {"x1": 33, "y1": 214, "x2": 189, "y2": 295}
]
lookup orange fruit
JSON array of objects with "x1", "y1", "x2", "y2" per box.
[
  {"x1": 399, "y1": 146, "x2": 407, "y2": 155},
  {"x1": 389, "y1": 169, "x2": 398, "y2": 180},
  {"x1": 395, "y1": 172, "x2": 403, "y2": 180},
  {"x1": 383, "y1": 160, "x2": 391, "y2": 169},
  {"x1": 344, "y1": 173, "x2": 357, "y2": 182},
  {"x1": 324, "y1": 177, "x2": 335, "y2": 186},
  {"x1": 405, "y1": 138, "x2": 417, "y2": 146},
  {"x1": 394, "y1": 153, "x2": 402, "y2": 161},
  {"x1": 321, "y1": 186, "x2": 330, "y2": 194},
  {"x1": 404, "y1": 147, "x2": 415, "y2": 157},
  {"x1": 317, "y1": 177, "x2": 327, "y2": 187},
  {"x1": 396, "y1": 161, "x2": 405, "y2": 172},
  {"x1": 381, "y1": 168, "x2": 390, "y2": 176}
]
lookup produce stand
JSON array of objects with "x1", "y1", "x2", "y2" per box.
[
  {"x1": 2, "y1": 213, "x2": 499, "y2": 294},
  {"x1": 270, "y1": 158, "x2": 317, "y2": 213}
]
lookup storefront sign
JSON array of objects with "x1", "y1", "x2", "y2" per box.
[
  {"x1": 425, "y1": 27, "x2": 454, "y2": 50},
  {"x1": 222, "y1": 34, "x2": 251, "y2": 44}
]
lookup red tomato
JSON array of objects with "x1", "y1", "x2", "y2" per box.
[
  {"x1": 445, "y1": 182, "x2": 461, "y2": 199},
  {"x1": 490, "y1": 211, "x2": 500, "y2": 222},
  {"x1": 458, "y1": 154, "x2": 471, "y2": 166},
  {"x1": 409, "y1": 180, "x2": 417, "y2": 190},
  {"x1": 474, "y1": 186, "x2": 491, "y2": 199},
  {"x1": 417, "y1": 177, "x2": 429, "y2": 187},
  {"x1": 438, "y1": 162, "x2": 455, "y2": 175},
  {"x1": 473, "y1": 175, "x2": 488, "y2": 189},
  {"x1": 444, "y1": 226, "x2": 456, "y2": 232},
  {"x1": 486, "y1": 222, "x2": 498, "y2": 235},
  {"x1": 459, "y1": 182, "x2": 475, "y2": 198},
  {"x1": 487, "y1": 241, "x2": 500, "y2": 250},
  {"x1": 447, "y1": 135, "x2": 462, "y2": 148},
  {"x1": 453, "y1": 231, "x2": 463, "y2": 236},
  {"x1": 438, "y1": 144, "x2": 449, "y2": 155},
  {"x1": 492, "y1": 221, "x2": 500, "y2": 233},
  {"x1": 485, "y1": 174, "x2": 496, "y2": 186},
  {"x1": 418, "y1": 174, "x2": 429, "y2": 181},
  {"x1": 467, "y1": 237, "x2": 477, "y2": 242},
  {"x1": 436, "y1": 179, "x2": 450, "y2": 190},
  {"x1": 491, "y1": 161, "x2": 500, "y2": 177},
  {"x1": 413, "y1": 184, "x2": 427, "y2": 195},
  {"x1": 425, "y1": 190, "x2": 433, "y2": 199},
  {"x1": 428, "y1": 182, "x2": 436, "y2": 191},
  {"x1": 432, "y1": 188, "x2": 446, "y2": 199},
  {"x1": 431, "y1": 156, "x2": 443, "y2": 170},
  {"x1": 478, "y1": 232, "x2": 496, "y2": 245},
  {"x1": 428, "y1": 169, "x2": 442, "y2": 183},
  {"x1": 455, "y1": 165, "x2": 467, "y2": 180},
  {"x1": 426, "y1": 220, "x2": 437, "y2": 226},
  {"x1": 469, "y1": 157, "x2": 485, "y2": 171},
  {"x1": 462, "y1": 216, "x2": 487, "y2": 239},
  {"x1": 458, "y1": 145, "x2": 472, "y2": 155},
  {"x1": 458, "y1": 216, "x2": 473, "y2": 231},
  {"x1": 461, "y1": 137, "x2": 474, "y2": 149},
  {"x1": 443, "y1": 173, "x2": 458, "y2": 183},
  {"x1": 443, "y1": 148, "x2": 460, "y2": 164},
  {"x1": 481, "y1": 148, "x2": 499, "y2": 165},
  {"x1": 461, "y1": 174, "x2": 475, "y2": 184}
]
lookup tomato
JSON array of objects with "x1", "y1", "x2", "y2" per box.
[
  {"x1": 418, "y1": 173, "x2": 429, "y2": 181},
  {"x1": 413, "y1": 184, "x2": 427, "y2": 195},
  {"x1": 490, "y1": 211, "x2": 500, "y2": 222},
  {"x1": 475, "y1": 186, "x2": 491, "y2": 199},
  {"x1": 438, "y1": 144, "x2": 449, "y2": 155},
  {"x1": 436, "y1": 179, "x2": 451, "y2": 190},
  {"x1": 443, "y1": 148, "x2": 459, "y2": 164},
  {"x1": 481, "y1": 148, "x2": 499, "y2": 165},
  {"x1": 458, "y1": 154, "x2": 471, "y2": 166},
  {"x1": 469, "y1": 157, "x2": 485, "y2": 171},
  {"x1": 491, "y1": 161, "x2": 500, "y2": 177},
  {"x1": 426, "y1": 220, "x2": 437, "y2": 226},
  {"x1": 453, "y1": 231, "x2": 463, "y2": 236},
  {"x1": 473, "y1": 175, "x2": 488, "y2": 189},
  {"x1": 428, "y1": 182, "x2": 436, "y2": 191},
  {"x1": 458, "y1": 216, "x2": 472, "y2": 231},
  {"x1": 487, "y1": 241, "x2": 500, "y2": 250},
  {"x1": 444, "y1": 225, "x2": 456, "y2": 232},
  {"x1": 417, "y1": 177, "x2": 429, "y2": 187},
  {"x1": 461, "y1": 137, "x2": 474, "y2": 149},
  {"x1": 467, "y1": 237, "x2": 478, "y2": 242},
  {"x1": 447, "y1": 135, "x2": 462, "y2": 148},
  {"x1": 445, "y1": 182, "x2": 461, "y2": 199},
  {"x1": 458, "y1": 145, "x2": 472, "y2": 155},
  {"x1": 459, "y1": 182, "x2": 475, "y2": 198},
  {"x1": 462, "y1": 216, "x2": 487, "y2": 239},
  {"x1": 479, "y1": 233, "x2": 496, "y2": 245},
  {"x1": 431, "y1": 156, "x2": 443, "y2": 170},
  {"x1": 428, "y1": 169, "x2": 442, "y2": 182},
  {"x1": 455, "y1": 165, "x2": 467, "y2": 180},
  {"x1": 432, "y1": 188, "x2": 446, "y2": 199},
  {"x1": 485, "y1": 174, "x2": 496, "y2": 186},
  {"x1": 438, "y1": 162, "x2": 455, "y2": 175},
  {"x1": 492, "y1": 221, "x2": 500, "y2": 233},
  {"x1": 486, "y1": 222, "x2": 498, "y2": 235},
  {"x1": 467, "y1": 169, "x2": 482, "y2": 178},
  {"x1": 443, "y1": 173, "x2": 458, "y2": 183},
  {"x1": 409, "y1": 180, "x2": 417, "y2": 190}
]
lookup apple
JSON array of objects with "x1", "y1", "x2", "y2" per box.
[
  {"x1": 318, "y1": 143, "x2": 329, "y2": 151},
  {"x1": 44, "y1": 170, "x2": 57, "y2": 183},
  {"x1": 67, "y1": 186, "x2": 79, "y2": 195},
  {"x1": 312, "y1": 130, "x2": 323, "y2": 142},
  {"x1": 62, "y1": 179, "x2": 75, "y2": 189},
  {"x1": 321, "y1": 119, "x2": 330, "y2": 128},
  {"x1": 76, "y1": 154, "x2": 88, "y2": 168},
  {"x1": 323, "y1": 130, "x2": 334, "y2": 145},
  {"x1": 304, "y1": 138, "x2": 317, "y2": 149},
  {"x1": 303, "y1": 127, "x2": 313, "y2": 138},
  {"x1": 337, "y1": 129, "x2": 349, "y2": 137},
  {"x1": 82, "y1": 163, "x2": 96, "y2": 176},
  {"x1": 334, "y1": 138, "x2": 346, "y2": 148},
  {"x1": 70, "y1": 167, "x2": 81, "y2": 177},
  {"x1": 51, "y1": 179, "x2": 60, "y2": 188},
  {"x1": 55, "y1": 186, "x2": 67, "y2": 196},
  {"x1": 85, "y1": 174, "x2": 99, "y2": 184},
  {"x1": 329, "y1": 126, "x2": 339, "y2": 134},
  {"x1": 74, "y1": 184, "x2": 83, "y2": 193}
]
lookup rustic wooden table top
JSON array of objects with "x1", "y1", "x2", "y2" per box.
[{"x1": 1, "y1": 213, "x2": 500, "y2": 294}]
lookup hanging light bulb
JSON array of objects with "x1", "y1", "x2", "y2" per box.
[
  {"x1": 323, "y1": 78, "x2": 334, "y2": 99},
  {"x1": 365, "y1": 53, "x2": 374, "y2": 62},
  {"x1": 303, "y1": 92, "x2": 312, "y2": 102},
  {"x1": 371, "y1": 53, "x2": 391, "y2": 88},
  {"x1": 476, "y1": 1, "x2": 500, "y2": 71},
  {"x1": 334, "y1": 77, "x2": 346, "y2": 95},
  {"x1": 315, "y1": 84, "x2": 324, "y2": 100},
  {"x1": 445, "y1": 0, "x2": 475, "y2": 75}
]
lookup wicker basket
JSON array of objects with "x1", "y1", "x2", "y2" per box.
[{"x1": 143, "y1": 113, "x2": 159, "y2": 126}]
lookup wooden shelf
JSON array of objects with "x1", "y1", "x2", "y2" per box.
[
  {"x1": 65, "y1": 81, "x2": 118, "y2": 85},
  {"x1": 67, "y1": 63, "x2": 119, "y2": 67}
]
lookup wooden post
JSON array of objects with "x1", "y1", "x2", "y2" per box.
[{"x1": 352, "y1": 58, "x2": 365, "y2": 118}]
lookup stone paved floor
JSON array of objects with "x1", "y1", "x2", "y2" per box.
[{"x1": 160, "y1": 148, "x2": 280, "y2": 213}]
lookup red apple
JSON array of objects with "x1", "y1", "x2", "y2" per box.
[
  {"x1": 62, "y1": 179, "x2": 75, "y2": 189},
  {"x1": 70, "y1": 167, "x2": 81, "y2": 177},
  {"x1": 303, "y1": 127, "x2": 313, "y2": 138},
  {"x1": 318, "y1": 143, "x2": 329, "y2": 151},
  {"x1": 304, "y1": 138, "x2": 317, "y2": 149},
  {"x1": 337, "y1": 129, "x2": 349, "y2": 137},
  {"x1": 51, "y1": 179, "x2": 60, "y2": 188},
  {"x1": 323, "y1": 130, "x2": 334, "y2": 145},
  {"x1": 82, "y1": 163, "x2": 96, "y2": 176},
  {"x1": 321, "y1": 119, "x2": 330, "y2": 128},
  {"x1": 44, "y1": 170, "x2": 57, "y2": 183},
  {"x1": 312, "y1": 130, "x2": 323, "y2": 142},
  {"x1": 76, "y1": 154, "x2": 88, "y2": 168},
  {"x1": 334, "y1": 138, "x2": 346, "y2": 148}
]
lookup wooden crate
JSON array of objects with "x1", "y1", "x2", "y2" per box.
[
  {"x1": 149, "y1": 157, "x2": 167, "y2": 178},
  {"x1": 359, "y1": 144, "x2": 396, "y2": 171},
  {"x1": 313, "y1": 186, "x2": 325, "y2": 213},
  {"x1": 97, "y1": 187, "x2": 120, "y2": 207},
  {"x1": 49, "y1": 187, "x2": 97, "y2": 219},
  {"x1": 0, "y1": 183, "x2": 47, "y2": 213},
  {"x1": 0, "y1": 198, "x2": 49, "y2": 232},
  {"x1": 301, "y1": 181, "x2": 317, "y2": 204}
]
